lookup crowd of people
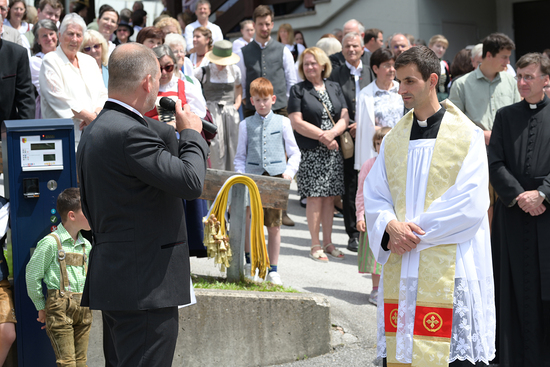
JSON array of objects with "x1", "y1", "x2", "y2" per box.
[{"x1": 0, "y1": 0, "x2": 549, "y2": 366}]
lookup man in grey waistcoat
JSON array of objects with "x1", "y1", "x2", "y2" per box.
[{"x1": 236, "y1": 5, "x2": 297, "y2": 119}]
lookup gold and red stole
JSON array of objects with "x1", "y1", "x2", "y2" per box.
[{"x1": 382, "y1": 100, "x2": 473, "y2": 367}]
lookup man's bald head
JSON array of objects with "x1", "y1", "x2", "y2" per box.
[
  {"x1": 390, "y1": 33, "x2": 411, "y2": 57},
  {"x1": 343, "y1": 19, "x2": 365, "y2": 38},
  {"x1": 109, "y1": 43, "x2": 159, "y2": 95}
]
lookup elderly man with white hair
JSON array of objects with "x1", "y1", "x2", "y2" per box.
[
  {"x1": 329, "y1": 19, "x2": 371, "y2": 70},
  {"x1": 40, "y1": 13, "x2": 107, "y2": 146},
  {"x1": 328, "y1": 31, "x2": 375, "y2": 252}
]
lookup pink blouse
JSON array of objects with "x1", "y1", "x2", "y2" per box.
[{"x1": 356, "y1": 157, "x2": 377, "y2": 221}]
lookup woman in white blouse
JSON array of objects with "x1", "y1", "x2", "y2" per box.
[
  {"x1": 193, "y1": 40, "x2": 242, "y2": 171},
  {"x1": 277, "y1": 23, "x2": 305, "y2": 63},
  {"x1": 232, "y1": 20, "x2": 254, "y2": 54},
  {"x1": 40, "y1": 13, "x2": 107, "y2": 146},
  {"x1": 355, "y1": 47, "x2": 404, "y2": 169},
  {"x1": 29, "y1": 19, "x2": 58, "y2": 119},
  {"x1": 96, "y1": 5, "x2": 118, "y2": 57},
  {"x1": 189, "y1": 26, "x2": 212, "y2": 69},
  {"x1": 4, "y1": 0, "x2": 31, "y2": 34}
]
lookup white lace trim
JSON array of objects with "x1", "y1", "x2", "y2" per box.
[{"x1": 377, "y1": 276, "x2": 496, "y2": 363}]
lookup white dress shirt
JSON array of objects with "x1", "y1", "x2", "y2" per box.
[
  {"x1": 189, "y1": 52, "x2": 210, "y2": 69},
  {"x1": 29, "y1": 52, "x2": 44, "y2": 94},
  {"x1": 234, "y1": 112, "x2": 301, "y2": 177},
  {"x1": 232, "y1": 37, "x2": 248, "y2": 53},
  {"x1": 107, "y1": 98, "x2": 143, "y2": 117},
  {"x1": 236, "y1": 37, "x2": 297, "y2": 99},
  {"x1": 184, "y1": 20, "x2": 223, "y2": 52},
  {"x1": 40, "y1": 46, "x2": 108, "y2": 146},
  {"x1": 345, "y1": 60, "x2": 363, "y2": 105}
]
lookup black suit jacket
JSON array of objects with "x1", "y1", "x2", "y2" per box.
[
  {"x1": 288, "y1": 79, "x2": 348, "y2": 150},
  {"x1": 0, "y1": 39, "x2": 35, "y2": 120},
  {"x1": 329, "y1": 51, "x2": 371, "y2": 71},
  {"x1": 328, "y1": 62, "x2": 374, "y2": 121},
  {"x1": 78, "y1": 101, "x2": 209, "y2": 311}
]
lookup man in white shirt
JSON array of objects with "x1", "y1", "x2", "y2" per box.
[
  {"x1": 184, "y1": 0, "x2": 223, "y2": 52},
  {"x1": 328, "y1": 31, "x2": 374, "y2": 252}
]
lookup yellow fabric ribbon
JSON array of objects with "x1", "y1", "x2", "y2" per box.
[{"x1": 203, "y1": 175, "x2": 270, "y2": 279}]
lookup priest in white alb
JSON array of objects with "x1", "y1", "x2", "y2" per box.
[{"x1": 364, "y1": 46, "x2": 496, "y2": 367}]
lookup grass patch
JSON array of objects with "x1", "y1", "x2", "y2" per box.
[{"x1": 192, "y1": 274, "x2": 299, "y2": 293}]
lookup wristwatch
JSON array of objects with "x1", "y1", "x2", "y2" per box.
[{"x1": 539, "y1": 191, "x2": 546, "y2": 200}]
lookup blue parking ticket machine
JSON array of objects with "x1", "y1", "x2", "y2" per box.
[{"x1": 2, "y1": 119, "x2": 77, "y2": 367}]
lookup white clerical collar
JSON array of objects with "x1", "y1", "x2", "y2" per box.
[
  {"x1": 107, "y1": 98, "x2": 143, "y2": 118},
  {"x1": 345, "y1": 60, "x2": 363, "y2": 76},
  {"x1": 254, "y1": 37, "x2": 271, "y2": 49},
  {"x1": 417, "y1": 105, "x2": 443, "y2": 127}
]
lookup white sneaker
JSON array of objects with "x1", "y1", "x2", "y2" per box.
[
  {"x1": 244, "y1": 264, "x2": 260, "y2": 282},
  {"x1": 368, "y1": 290, "x2": 378, "y2": 306},
  {"x1": 267, "y1": 271, "x2": 283, "y2": 285}
]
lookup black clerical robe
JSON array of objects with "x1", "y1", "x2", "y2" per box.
[{"x1": 488, "y1": 96, "x2": 550, "y2": 367}]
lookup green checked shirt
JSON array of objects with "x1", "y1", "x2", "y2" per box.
[{"x1": 26, "y1": 223, "x2": 91, "y2": 311}]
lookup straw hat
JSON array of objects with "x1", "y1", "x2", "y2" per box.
[{"x1": 205, "y1": 40, "x2": 240, "y2": 66}]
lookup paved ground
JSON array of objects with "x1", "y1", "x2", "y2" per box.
[{"x1": 190, "y1": 181, "x2": 382, "y2": 367}]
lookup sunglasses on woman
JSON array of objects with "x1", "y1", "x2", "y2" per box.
[
  {"x1": 83, "y1": 44, "x2": 101, "y2": 52},
  {"x1": 160, "y1": 64, "x2": 175, "y2": 73}
]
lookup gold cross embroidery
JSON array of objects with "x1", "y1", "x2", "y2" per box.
[{"x1": 426, "y1": 315, "x2": 439, "y2": 329}]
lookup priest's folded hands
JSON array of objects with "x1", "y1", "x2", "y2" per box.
[
  {"x1": 516, "y1": 190, "x2": 546, "y2": 216},
  {"x1": 385, "y1": 219, "x2": 425, "y2": 255}
]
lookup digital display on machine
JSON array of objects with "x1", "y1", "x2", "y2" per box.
[
  {"x1": 20, "y1": 135, "x2": 63, "y2": 171},
  {"x1": 30, "y1": 143, "x2": 56, "y2": 151}
]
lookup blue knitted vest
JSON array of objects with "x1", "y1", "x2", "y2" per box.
[{"x1": 245, "y1": 112, "x2": 286, "y2": 176}]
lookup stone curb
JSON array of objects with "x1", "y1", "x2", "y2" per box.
[{"x1": 87, "y1": 289, "x2": 332, "y2": 366}]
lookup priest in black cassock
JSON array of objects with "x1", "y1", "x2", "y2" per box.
[{"x1": 489, "y1": 52, "x2": 550, "y2": 367}]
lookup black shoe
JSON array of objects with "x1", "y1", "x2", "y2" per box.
[
  {"x1": 300, "y1": 196, "x2": 307, "y2": 208},
  {"x1": 347, "y1": 237, "x2": 359, "y2": 252}
]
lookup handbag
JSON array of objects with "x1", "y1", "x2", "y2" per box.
[{"x1": 319, "y1": 99, "x2": 354, "y2": 160}]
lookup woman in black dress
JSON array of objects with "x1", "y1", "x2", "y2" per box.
[{"x1": 288, "y1": 47, "x2": 349, "y2": 262}]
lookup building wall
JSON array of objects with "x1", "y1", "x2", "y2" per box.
[
  {"x1": 266, "y1": 0, "x2": 507, "y2": 64},
  {"x1": 417, "y1": 0, "x2": 497, "y2": 62},
  {"x1": 272, "y1": 0, "x2": 420, "y2": 52}
]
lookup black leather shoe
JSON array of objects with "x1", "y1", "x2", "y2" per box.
[{"x1": 347, "y1": 237, "x2": 359, "y2": 252}]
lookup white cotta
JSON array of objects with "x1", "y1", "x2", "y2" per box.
[{"x1": 364, "y1": 128, "x2": 496, "y2": 364}]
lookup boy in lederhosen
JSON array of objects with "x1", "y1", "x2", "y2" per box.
[{"x1": 26, "y1": 188, "x2": 92, "y2": 367}]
